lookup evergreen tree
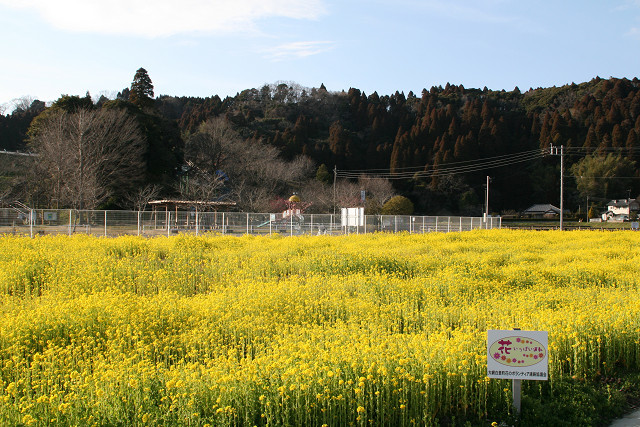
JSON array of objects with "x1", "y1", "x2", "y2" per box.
[
  {"x1": 611, "y1": 124, "x2": 625, "y2": 147},
  {"x1": 570, "y1": 154, "x2": 636, "y2": 200},
  {"x1": 329, "y1": 121, "x2": 347, "y2": 163},
  {"x1": 315, "y1": 164, "x2": 332, "y2": 184},
  {"x1": 129, "y1": 68, "x2": 155, "y2": 109},
  {"x1": 584, "y1": 125, "x2": 597, "y2": 149},
  {"x1": 381, "y1": 195, "x2": 414, "y2": 215}
]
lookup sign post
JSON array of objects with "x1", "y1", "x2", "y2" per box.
[
  {"x1": 512, "y1": 376, "x2": 521, "y2": 414},
  {"x1": 487, "y1": 330, "x2": 549, "y2": 414}
]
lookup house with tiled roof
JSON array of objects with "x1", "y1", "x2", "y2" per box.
[{"x1": 521, "y1": 204, "x2": 561, "y2": 219}]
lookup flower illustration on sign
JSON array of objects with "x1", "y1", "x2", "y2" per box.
[{"x1": 489, "y1": 336, "x2": 547, "y2": 367}]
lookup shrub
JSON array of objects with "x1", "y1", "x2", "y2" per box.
[{"x1": 381, "y1": 195, "x2": 414, "y2": 215}]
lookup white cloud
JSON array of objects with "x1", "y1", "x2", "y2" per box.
[
  {"x1": 627, "y1": 27, "x2": 640, "y2": 39},
  {"x1": 391, "y1": 0, "x2": 515, "y2": 25},
  {"x1": 0, "y1": 0, "x2": 327, "y2": 37},
  {"x1": 262, "y1": 41, "x2": 335, "y2": 61},
  {"x1": 614, "y1": 0, "x2": 640, "y2": 11},
  {"x1": 614, "y1": 0, "x2": 640, "y2": 40}
]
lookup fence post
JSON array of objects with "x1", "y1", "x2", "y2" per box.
[
  {"x1": 137, "y1": 211, "x2": 141, "y2": 236},
  {"x1": 104, "y1": 210, "x2": 107, "y2": 237},
  {"x1": 167, "y1": 212, "x2": 171, "y2": 237},
  {"x1": 448, "y1": 217, "x2": 451, "y2": 233},
  {"x1": 69, "y1": 209, "x2": 72, "y2": 235},
  {"x1": 195, "y1": 210, "x2": 199, "y2": 236}
]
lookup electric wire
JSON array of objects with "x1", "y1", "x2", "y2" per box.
[
  {"x1": 336, "y1": 149, "x2": 548, "y2": 180},
  {"x1": 337, "y1": 146, "x2": 640, "y2": 180}
]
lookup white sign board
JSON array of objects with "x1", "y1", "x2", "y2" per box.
[
  {"x1": 487, "y1": 330, "x2": 548, "y2": 381},
  {"x1": 341, "y1": 207, "x2": 364, "y2": 227}
]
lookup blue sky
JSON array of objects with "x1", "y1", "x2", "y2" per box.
[{"x1": 1, "y1": 0, "x2": 640, "y2": 110}]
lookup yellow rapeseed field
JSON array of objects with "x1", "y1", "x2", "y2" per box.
[{"x1": 0, "y1": 230, "x2": 639, "y2": 426}]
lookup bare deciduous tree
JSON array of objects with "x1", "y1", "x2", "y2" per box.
[
  {"x1": 123, "y1": 183, "x2": 162, "y2": 211},
  {"x1": 180, "y1": 119, "x2": 233, "y2": 202},
  {"x1": 0, "y1": 185, "x2": 10, "y2": 207},
  {"x1": 187, "y1": 117, "x2": 314, "y2": 211},
  {"x1": 358, "y1": 176, "x2": 396, "y2": 214},
  {"x1": 303, "y1": 179, "x2": 360, "y2": 214},
  {"x1": 334, "y1": 180, "x2": 363, "y2": 208},
  {"x1": 29, "y1": 108, "x2": 145, "y2": 209},
  {"x1": 10, "y1": 96, "x2": 36, "y2": 113},
  {"x1": 299, "y1": 175, "x2": 396, "y2": 214},
  {"x1": 298, "y1": 180, "x2": 334, "y2": 213}
]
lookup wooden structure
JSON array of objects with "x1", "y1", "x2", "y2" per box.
[
  {"x1": 149, "y1": 199, "x2": 236, "y2": 213},
  {"x1": 148, "y1": 199, "x2": 237, "y2": 231}
]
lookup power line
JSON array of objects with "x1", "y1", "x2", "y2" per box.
[
  {"x1": 564, "y1": 146, "x2": 640, "y2": 156},
  {"x1": 336, "y1": 149, "x2": 548, "y2": 180},
  {"x1": 336, "y1": 145, "x2": 640, "y2": 181},
  {"x1": 568, "y1": 175, "x2": 640, "y2": 179},
  {"x1": 338, "y1": 149, "x2": 544, "y2": 173},
  {"x1": 564, "y1": 146, "x2": 640, "y2": 151}
]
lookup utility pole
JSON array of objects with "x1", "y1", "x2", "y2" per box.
[
  {"x1": 485, "y1": 176, "x2": 490, "y2": 223},
  {"x1": 586, "y1": 195, "x2": 589, "y2": 220},
  {"x1": 333, "y1": 166, "x2": 337, "y2": 216},
  {"x1": 550, "y1": 145, "x2": 564, "y2": 230}
]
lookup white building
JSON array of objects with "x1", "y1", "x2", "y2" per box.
[{"x1": 602, "y1": 198, "x2": 639, "y2": 221}]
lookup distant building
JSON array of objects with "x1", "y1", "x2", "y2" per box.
[
  {"x1": 521, "y1": 204, "x2": 561, "y2": 219},
  {"x1": 602, "y1": 198, "x2": 638, "y2": 222}
]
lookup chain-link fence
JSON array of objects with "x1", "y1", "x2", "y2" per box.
[{"x1": 0, "y1": 208, "x2": 501, "y2": 238}]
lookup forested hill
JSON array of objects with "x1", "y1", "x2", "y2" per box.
[
  {"x1": 152, "y1": 76, "x2": 640, "y2": 212},
  {"x1": 2, "y1": 76, "x2": 640, "y2": 213}
]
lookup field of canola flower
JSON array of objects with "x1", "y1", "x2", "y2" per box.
[{"x1": 1, "y1": 230, "x2": 640, "y2": 426}]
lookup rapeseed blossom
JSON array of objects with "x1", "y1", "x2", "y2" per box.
[{"x1": 0, "y1": 230, "x2": 638, "y2": 425}]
